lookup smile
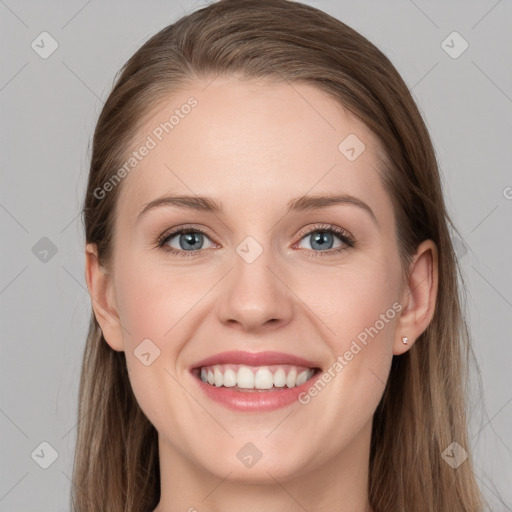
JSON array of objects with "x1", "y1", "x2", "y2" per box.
[
  {"x1": 195, "y1": 364, "x2": 318, "y2": 391},
  {"x1": 190, "y1": 351, "x2": 323, "y2": 411}
]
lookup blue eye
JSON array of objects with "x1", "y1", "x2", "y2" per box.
[
  {"x1": 294, "y1": 224, "x2": 355, "y2": 258},
  {"x1": 298, "y1": 230, "x2": 341, "y2": 251},
  {"x1": 157, "y1": 223, "x2": 355, "y2": 259},
  {"x1": 158, "y1": 228, "x2": 215, "y2": 258}
]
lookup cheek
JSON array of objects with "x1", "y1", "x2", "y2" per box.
[
  {"x1": 298, "y1": 254, "x2": 402, "y2": 351},
  {"x1": 116, "y1": 279, "x2": 168, "y2": 344},
  {"x1": 113, "y1": 259, "x2": 193, "y2": 432},
  {"x1": 113, "y1": 253, "x2": 196, "y2": 344},
  {"x1": 112, "y1": 254, "x2": 203, "y2": 397},
  {"x1": 296, "y1": 253, "x2": 401, "y2": 413},
  {"x1": 336, "y1": 271, "x2": 399, "y2": 351}
]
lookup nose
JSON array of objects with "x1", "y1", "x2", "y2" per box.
[{"x1": 216, "y1": 240, "x2": 294, "y2": 333}]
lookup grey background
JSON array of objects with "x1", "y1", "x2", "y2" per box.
[{"x1": 1, "y1": 0, "x2": 511, "y2": 510}]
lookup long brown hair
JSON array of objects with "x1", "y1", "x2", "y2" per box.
[{"x1": 74, "y1": 1, "x2": 484, "y2": 510}]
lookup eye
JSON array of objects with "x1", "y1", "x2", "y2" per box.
[
  {"x1": 156, "y1": 223, "x2": 355, "y2": 259},
  {"x1": 157, "y1": 227, "x2": 216, "y2": 258},
  {"x1": 294, "y1": 224, "x2": 355, "y2": 257}
]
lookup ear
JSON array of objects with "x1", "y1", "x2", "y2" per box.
[
  {"x1": 85, "y1": 243, "x2": 124, "y2": 352},
  {"x1": 394, "y1": 239, "x2": 438, "y2": 355}
]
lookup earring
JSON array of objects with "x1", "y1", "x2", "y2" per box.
[{"x1": 401, "y1": 336, "x2": 409, "y2": 345}]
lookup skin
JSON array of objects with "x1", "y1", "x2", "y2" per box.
[{"x1": 85, "y1": 76, "x2": 438, "y2": 512}]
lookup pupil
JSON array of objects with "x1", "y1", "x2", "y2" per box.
[
  {"x1": 312, "y1": 231, "x2": 333, "y2": 250},
  {"x1": 181, "y1": 233, "x2": 202, "y2": 250}
]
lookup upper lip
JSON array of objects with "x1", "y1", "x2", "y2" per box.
[{"x1": 191, "y1": 350, "x2": 320, "y2": 370}]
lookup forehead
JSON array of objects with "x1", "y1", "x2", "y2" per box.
[{"x1": 116, "y1": 76, "x2": 390, "y2": 220}]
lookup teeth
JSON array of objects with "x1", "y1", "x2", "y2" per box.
[
  {"x1": 273, "y1": 368, "x2": 286, "y2": 387},
  {"x1": 286, "y1": 369, "x2": 297, "y2": 388},
  {"x1": 214, "y1": 367, "x2": 223, "y2": 387},
  {"x1": 198, "y1": 364, "x2": 315, "y2": 390},
  {"x1": 237, "y1": 366, "x2": 255, "y2": 389},
  {"x1": 223, "y1": 368, "x2": 237, "y2": 387},
  {"x1": 254, "y1": 368, "x2": 274, "y2": 389},
  {"x1": 296, "y1": 370, "x2": 309, "y2": 386}
]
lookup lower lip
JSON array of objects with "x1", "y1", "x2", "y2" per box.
[{"x1": 192, "y1": 370, "x2": 322, "y2": 412}]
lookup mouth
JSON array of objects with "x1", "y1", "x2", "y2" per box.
[
  {"x1": 189, "y1": 350, "x2": 323, "y2": 411},
  {"x1": 191, "y1": 364, "x2": 321, "y2": 392}
]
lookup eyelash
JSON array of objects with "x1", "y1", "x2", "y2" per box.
[{"x1": 156, "y1": 223, "x2": 356, "y2": 259}]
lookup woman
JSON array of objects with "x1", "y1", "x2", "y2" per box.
[{"x1": 74, "y1": 0, "x2": 484, "y2": 510}]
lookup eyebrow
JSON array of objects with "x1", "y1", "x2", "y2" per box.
[{"x1": 137, "y1": 193, "x2": 377, "y2": 225}]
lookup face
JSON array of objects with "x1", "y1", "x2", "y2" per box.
[{"x1": 92, "y1": 76, "x2": 412, "y2": 485}]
